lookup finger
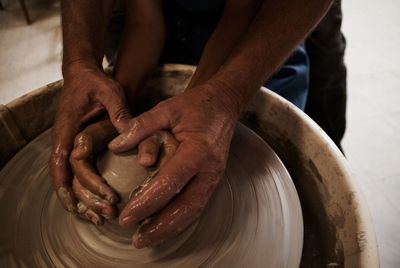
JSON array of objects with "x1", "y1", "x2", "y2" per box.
[
  {"x1": 71, "y1": 132, "x2": 92, "y2": 160},
  {"x1": 138, "y1": 135, "x2": 160, "y2": 167},
  {"x1": 77, "y1": 202, "x2": 103, "y2": 226},
  {"x1": 54, "y1": 184, "x2": 77, "y2": 214},
  {"x1": 108, "y1": 106, "x2": 172, "y2": 153},
  {"x1": 50, "y1": 108, "x2": 81, "y2": 213},
  {"x1": 71, "y1": 157, "x2": 119, "y2": 204},
  {"x1": 70, "y1": 120, "x2": 119, "y2": 204},
  {"x1": 119, "y1": 142, "x2": 204, "y2": 227},
  {"x1": 71, "y1": 120, "x2": 118, "y2": 160},
  {"x1": 132, "y1": 172, "x2": 221, "y2": 248},
  {"x1": 99, "y1": 83, "x2": 133, "y2": 133},
  {"x1": 138, "y1": 131, "x2": 179, "y2": 167},
  {"x1": 158, "y1": 131, "x2": 179, "y2": 167},
  {"x1": 72, "y1": 177, "x2": 116, "y2": 219}
]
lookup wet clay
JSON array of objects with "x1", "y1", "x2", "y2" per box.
[
  {"x1": 97, "y1": 150, "x2": 155, "y2": 209},
  {"x1": 95, "y1": 150, "x2": 157, "y2": 241},
  {"x1": 0, "y1": 123, "x2": 303, "y2": 268}
]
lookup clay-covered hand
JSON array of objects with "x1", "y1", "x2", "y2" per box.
[
  {"x1": 69, "y1": 119, "x2": 179, "y2": 225},
  {"x1": 69, "y1": 119, "x2": 118, "y2": 225},
  {"x1": 108, "y1": 82, "x2": 240, "y2": 248},
  {"x1": 49, "y1": 61, "x2": 133, "y2": 214}
]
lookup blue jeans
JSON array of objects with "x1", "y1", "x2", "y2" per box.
[
  {"x1": 265, "y1": 44, "x2": 309, "y2": 110},
  {"x1": 107, "y1": 2, "x2": 310, "y2": 110}
]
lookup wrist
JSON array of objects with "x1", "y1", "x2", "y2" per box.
[
  {"x1": 62, "y1": 58, "x2": 103, "y2": 79},
  {"x1": 209, "y1": 77, "x2": 250, "y2": 118},
  {"x1": 202, "y1": 79, "x2": 245, "y2": 120},
  {"x1": 62, "y1": 58, "x2": 101, "y2": 78}
]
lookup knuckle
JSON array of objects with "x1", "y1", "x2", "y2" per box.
[
  {"x1": 132, "y1": 115, "x2": 147, "y2": 131},
  {"x1": 50, "y1": 149, "x2": 70, "y2": 176},
  {"x1": 73, "y1": 133, "x2": 90, "y2": 150},
  {"x1": 74, "y1": 133, "x2": 86, "y2": 145},
  {"x1": 113, "y1": 106, "x2": 131, "y2": 122},
  {"x1": 160, "y1": 176, "x2": 180, "y2": 194},
  {"x1": 154, "y1": 102, "x2": 178, "y2": 124}
]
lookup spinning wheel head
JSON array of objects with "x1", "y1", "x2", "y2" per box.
[{"x1": 0, "y1": 123, "x2": 303, "y2": 267}]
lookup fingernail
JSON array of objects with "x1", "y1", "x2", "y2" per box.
[
  {"x1": 109, "y1": 136, "x2": 124, "y2": 150},
  {"x1": 89, "y1": 215, "x2": 101, "y2": 225},
  {"x1": 87, "y1": 210, "x2": 103, "y2": 225},
  {"x1": 133, "y1": 233, "x2": 151, "y2": 249},
  {"x1": 120, "y1": 215, "x2": 136, "y2": 226},
  {"x1": 101, "y1": 208, "x2": 115, "y2": 219},
  {"x1": 102, "y1": 213, "x2": 113, "y2": 220},
  {"x1": 58, "y1": 187, "x2": 76, "y2": 214},
  {"x1": 106, "y1": 194, "x2": 119, "y2": 205},
  {"x1": 77, "y1": 202, "x2": 87, "y2": 214}
]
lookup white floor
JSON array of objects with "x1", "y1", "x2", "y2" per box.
[
  {"x1": 0, "y1": 0, "x2": 399, "y2": 267},
  {"x1": 342, "y1": 0, "x2": 400, "y2": 267},
  {"x1": 0, "y1": 0, "x2": 62, "y2": 104}
]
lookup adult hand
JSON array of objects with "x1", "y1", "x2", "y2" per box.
[
  {"x1": 69, "y1": 119, "x2": 179, "y2": 225},
  {"x1": 49, "y1": 61, "x2": 132, "y2": 214},
  {"x1": 108, "y1": 82, "x2": 241, "y2": 248}
]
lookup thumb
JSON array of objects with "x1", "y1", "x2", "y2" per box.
[
  {"x1": 101, "y1": 88, "x2": 133, "y2": 133},
  {"x1": 108, "y1": 108, "x2": 171, "y2": 153}
]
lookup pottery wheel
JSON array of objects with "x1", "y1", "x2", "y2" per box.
[{"x1": 0, "y1": 123, "x2": 303, "y2": 267}]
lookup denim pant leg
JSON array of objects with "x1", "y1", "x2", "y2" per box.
[{"x1": 264, "y1": 43, "x2": 310, "y2": 111}]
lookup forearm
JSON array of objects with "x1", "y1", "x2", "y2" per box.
[
  {"x1": 61, "y1": 0, "x2": 115, "y2": 73},
  {"x1": 209, "y1": 0, "x2": 333, "y2": 115},
  {"x1": 188, "y1": 0, "x2": 262, "y2": 88},
  {"x1": 114, "y1": 0, "x2": 165, "y2": 101}
]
